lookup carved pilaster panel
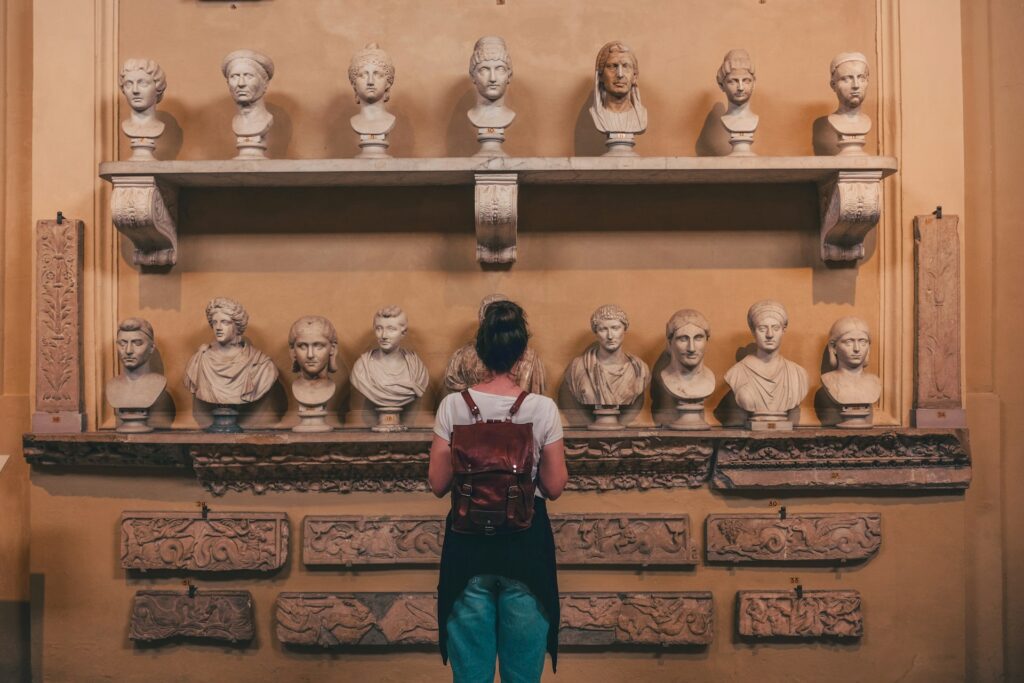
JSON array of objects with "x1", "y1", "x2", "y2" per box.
[
  {"x1": 33, "y1": 219, "x2": 85, "y2": 433},
  {"x1": 129, "y1": 590, "x2": 254, "y2": 643},
  {"x1": 474, "y1": 172, "x2": 518, "y2": 264},
  {"x1": 121, "y1": 511, "x2": 289, "y2": 571},
  {"x1": 712, "y1": 430, "x2": 971, "y2": 489},
  {"x1": 705, "y1": 513, "x2": 881, "y2": 563},
  {"x1": 818, "y1": 171, "x2": 882, "y2": 262},
  {"x1": 736, "y1": 590, "x2": 862, "y2": 638},
  {"x1": 110, "y1": 175, "x2": 178, "y2": 266},
  {"x1": 302, "y1": 513, "x2": 696, "y2": 566},
  {"x1": 275, "y1": 592, "x2": 714, "y2": 647},
  {"x1": 913, "y1": 213, "x2": 965, "y2": 426}
]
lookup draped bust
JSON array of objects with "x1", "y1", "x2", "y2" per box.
[
  {"x1": 350, "y1": 305, "x2": 429, "y2": 408},
  {"x1": 724, "y1": 300, "x2": 808, "y2": 415},
  {"x1": 566, "y1": 304, "x2": 650, "y2": 407}
]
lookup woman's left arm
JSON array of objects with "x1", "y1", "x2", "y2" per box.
[{"x1": 428, "y1": 434, "x2": 454, "y2": 497}]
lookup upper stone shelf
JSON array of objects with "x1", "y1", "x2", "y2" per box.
[{"x1": 99, "y1": 155, "x2": 898, "y2": 268}]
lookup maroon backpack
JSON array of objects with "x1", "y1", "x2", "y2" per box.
[{"x1": 449, "y1": 390, "x2": 536, "y2": 535}]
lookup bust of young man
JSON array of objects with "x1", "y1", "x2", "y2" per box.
[
  {"x1": 567, "y1": 304, "x2": 650, "y2": 408},
  {"x1": 350, "y1": 305, "x2": 428, "y2": 408},
  {"x1": 660, "y1": 309, "x2": 716, "y2": 401},
  {"x1": 106, "y1": 317, "x2": 166, "y2": 411}
]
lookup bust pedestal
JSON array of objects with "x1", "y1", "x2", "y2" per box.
[
  {"x1": 357, "y1": 133, "x2": 391, "y2": 159},
  {"x1": 827, "y1": 113, "x2": 870, "y2": 157},
  {"x1": 208, "y1": 405, "x2": 242, "y2": 433},
  {"x1": 748, "y1": 412, "x2": 792, "y2": 431},
  {"x1": 603, "y1": 132, "x2": 637, "y2": 157},
  {"x1": 372, "y1": 405, "x2": 405, "y2": 432},
  {"x1": 667, "y1": 399, "x2": 709, "y2": 431},
  {"x1": 116, "y1": 408, "x2": 153, "y2": 433},
  {"x1": 128, "y1": 137, "x2": 158, "y2": 161},
  {"x1": 235, "y1": 134, "x2": 269, "y2": 160},
  {"x1": 474, "y1": 127, "x2": 507, "y2": 158},
  {"x1": 106, "y1": 373, "x2": 166, "y2": 434},
  {"x1": 837, "y1": 404, "x2": 872, "y2": 428},
  {"x1": 292, "y1": 380, "x2": 336, "y2": 433},
  {"x1": 589, "y1": 406, "x2": 623, "y2": 431},
  {"x1": 727, "y1": 131, "x2": 755, "y2": 157}
]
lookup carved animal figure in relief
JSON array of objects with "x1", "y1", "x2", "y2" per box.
[
  {"x1": 183, "y1": 297, "x2": 278, "y2": 406},
  {"x1": 617, "y1": 596, "x2": 710, "y2": 642},
  {"x1": 276, "y1": 595, "x2": 375, "y2": 646},
  {"x1": 567, "y1": 304, "x2": 650, "y2": 408},
  {"x1": 378, "y1": 597, "x2": 438, "y2": 644},
  {"x1": 560, "y1": 596, "x2": 620, "y2": 632},
  {"x1": 589, "y1": 41, "x2": 647, "y2": 134},
  {"x1": 350, "y1": 305, "x2": 429, "y2": 408}
]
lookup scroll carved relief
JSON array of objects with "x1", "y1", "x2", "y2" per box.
[
  {"x1": 736, "y1": 590, "x2": 862, "y2": 638},
  {"x1": 818, "y1": 171, "x2": 882, "y2": 262},
  {"x1": 705, "y1": 513, "x2": 881, "y2": 563},
  {"x1": 110, "y1": 175, "x2": 178, "y2": 267},
  {"x1": 712, "y1": 430, "x2": 970, "y2": 489},
  {"x1": 276, "y1": 592, "x2": 713, "y2": 647},
  {"x1": 33, "y1": 219, "x2": 85, "y2": 433},
  {"x1": 129, "y1": 590, "x2": 254, "y2": 643},
  {"x1": 474, "y1": 173, "x2": 518, "y2": 264},
  {"x1": 302, "y1": 513, "x2": 696, "y2": 566},
  {"x1": 121, "y1": 511, "x2": 289, "y2": 571}
]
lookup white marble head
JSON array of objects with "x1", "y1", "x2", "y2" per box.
[
  {"x1": 119, "y1": 59, "x2": 167, "y2": 113},
  {"x1": 349, "y1": 43, "x2": 395, "y2": 105},
  {"x1": 469, "y1": 36, "x2": 512, "y2": 102},
  {"x1": 595, "y1": 41, "x2": 640, "y2": 108},
  {"x1": 716, "y1": 49, "x2": 755, "y2": 107},
  {"x1": 747, "y1": 300, "x2": 789, "y2": 354},
  {"x1": 829, "y1": 52, "x2": 870, "y2": 111},
  {"x1": 372, "y1": 304, "x2": 407, "y2": 352},
  {"x1": 222, "y1": 50, "x2": 274, "y2": 106},
  {"x1": 116, "y1": 317, "x2": 156, "y2": 370},
  {"x1": 590, "y1": 304, "x2": 629, "y2": 354},
  {"x1": 289, "y1": 315, "x2": 339, "y2": 379},
  {"x1": 205, "y1": 297, "x2": 248, "y2": 346},
  {"x1": 666, "y1": 309, "x2": 711, "y2": 371},
  {"x1": 828, "y1": 316, "x2": 871, "y2": 370}
]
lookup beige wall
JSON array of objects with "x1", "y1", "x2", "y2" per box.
[{"x1": 8, "y1": 0, "x2": 1019, "y2": 681}]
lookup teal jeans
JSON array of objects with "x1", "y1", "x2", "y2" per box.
[{"x1": 446, "y1": 574, "x2": 549, "y2": 683}]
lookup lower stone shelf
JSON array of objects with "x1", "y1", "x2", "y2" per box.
[{"x1": 22, "y1": 427, "x2": 970, "y2": 494}]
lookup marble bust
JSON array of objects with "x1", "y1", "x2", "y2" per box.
[
  {"x1": 827, "y1": 52, "x2": 871, "y2": 155},
  {"x1": 567, "y1": 304, "x2": 650, "y2": 430},
  {"x1": 444, "y1": 293, "x2": 546, "y2": 395},
  {"x1": 716, "y1": 49, "x2": 758, "y2": 156},
  {"x1": 467, "y1": 36, "x2": 515, "y2": 157},
  {"x1": 821, "y1": 316, "x2": 881, "y2": 427},
  {"x1": 288, "y1": 315, "x2": 339, "y2": 433},
  {"x1": 118, "y1": 59, "x2": 167, "y2": 160},
  {"x1": 660, "y1": 309, "x2": 715, "y2": 430},
  {"x1": 106, "y1": 318, "x2": 166, "y2": 433},
  {"x1": 589, "y1": 41, "x2": 647, "y2": 156},
  {"x1": 222, "y1": 49, "x2": 275, "y2": 159},
  {"x1": 349, "y1": 43, "x2": 396, "y2": 158},
  {"x1": 350, "y1": 305, "x2": 429, "y2": 431},
  {"x1": 183, "y1": 297, "x2": 279, "y2": 432},
  {"x1": 724, "y1": 300, "x2": 808, "y2": 429}
]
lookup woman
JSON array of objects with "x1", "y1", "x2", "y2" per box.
[{"x1": 429, "y1": 300, "x2": 568, "y2": 682}]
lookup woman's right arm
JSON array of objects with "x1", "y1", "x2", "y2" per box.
[
  {"x1": 428, "y1": 434, "x2": 454, "y2": 498},
  {"x1": 537, "y1": 438, "x2": 568, "y2": 500}
]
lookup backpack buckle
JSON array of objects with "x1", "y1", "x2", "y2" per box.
[
  {"x1": 507, "y1": 485, "x2": 520, "y2": 499},
  {"x1": 460, "y1": 483, "x2": 472, "y2": 496}
]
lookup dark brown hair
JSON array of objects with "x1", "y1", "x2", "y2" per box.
[{"x1": 475, "y1": 300, "x2": 529, "y2": 373}]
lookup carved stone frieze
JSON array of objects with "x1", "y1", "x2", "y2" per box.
[
  {"x1": 121, "y1": 511, "x2": 289, "y2": 571},
  {"x1": 276, "y1": 591, "x2": 713, "y2": 647},
  {"x1": 712, "y1": 429, "x2": 970, "y2": 489},
  {"x1": 563, "y1": 434, "x2": 713, "y2": 490},
  {"x1": 302, "y1": 513, "x2": 696, "y2": 566},
  {"x1": 110, "y1": 175, "x2": 178, "y2": 266},
  {"x1": 23, "y1": 433, "x2": 191, "y2": 468},
  {"x1": 33, "y1": 219, "x2": 85, "y2": 434},
  {"x1": 818, "y1": 170, "x2": 882, "y2": 262},
  {"x1": 913, "y1": 213, "x2": 965, "y2": 427},
  {"x1": 474, "y1": 173, "x2": 518, "y2": 264},
  {"x1": 129, "y1": 590, "x2": 254, "y2": 643},
  {"x1": 705, "y1": 513, "x2": 881, "y2": 562},
  {"x1": 736, "y1": 590, "x2": 862, "y2": 638}
]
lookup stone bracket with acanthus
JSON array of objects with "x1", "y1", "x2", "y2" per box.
[
  {"x1": 473, "y1": 172, "x2": 518, "y2": 264},
  {"x1": 818, "y1": 170, "x2": 883, "y2": 262},
  {"x1": 110, "y1": 175, "x2": 178, "y2": 267}
]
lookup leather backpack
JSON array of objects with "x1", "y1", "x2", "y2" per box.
[{"x1": 449, "y1": 390, "x2": 535, "y2": 535}]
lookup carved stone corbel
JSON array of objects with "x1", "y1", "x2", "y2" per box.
[
  {"x1": 818, "y1": 170, "x2": 883, "y2": 262},
  {"x1": 474, "y1": 172, "x2": 518, "y2": 264},
  {"x1": 110, "y1": 175, "x2": 178, "y2": 267}
]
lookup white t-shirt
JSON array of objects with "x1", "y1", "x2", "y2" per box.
[{"x1": 434, "y1": 389, "x2": 564, "y2": 498}]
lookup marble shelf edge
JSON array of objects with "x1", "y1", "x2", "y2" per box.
[
  {"x1": 98, "y1": 156, "x2": 897, "y2": 268},
  {"x1": 23, "y1": 426, "x2": 968, "y2": 494}
]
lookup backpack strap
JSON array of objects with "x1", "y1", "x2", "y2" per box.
[
  {"x1": 506, "y1": 391, "x2": 529, "y2": 421},
  {"x1": 460, "y1": 390, "x2": 484, "y2": 423}
]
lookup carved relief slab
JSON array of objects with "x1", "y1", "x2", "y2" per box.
[
  {"x1": 129, "y1": 590, "x2": 254, "y2": 642},
  {"x1": 276, "y1": 591, "x2": 713, "y2": 647},
  {"x1": 705, "y1": 513, "x2": 881, "y2": 563},
  {"x1": 33, "y1": 219, "x2": 85, "y2": 433},
  {"x1": 121, "y1": 511, "x2": 289, "y2": 571},
  {"x1": 303, "y1": 513, "x2": 696, "y2": 566},
  {"x1": 736, "y1": 590, "x2": 862, "y2": 638},
  {"x1": 712, "y1": 430, "x2": 971, "y2": 489}
]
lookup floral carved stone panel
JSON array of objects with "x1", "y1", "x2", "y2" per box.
[
  {"x1": 275, "y1": 592, "x2": 714, "y2": 647},
  {"x1": 129, "y1": 590, "x2": 254, "y2": 643},
  {"x1": 120, "y1": 511, "x2": 289, "y2": 571},
  {"x1": 736, "y1": 590, "x2": 862, "y2": 638},
  {"x1": 302, "y1": 513, "x2": 697, "y2": 566},
  {"x1": 705, "y1": 513, "x2": 881, "y2": 563}
]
